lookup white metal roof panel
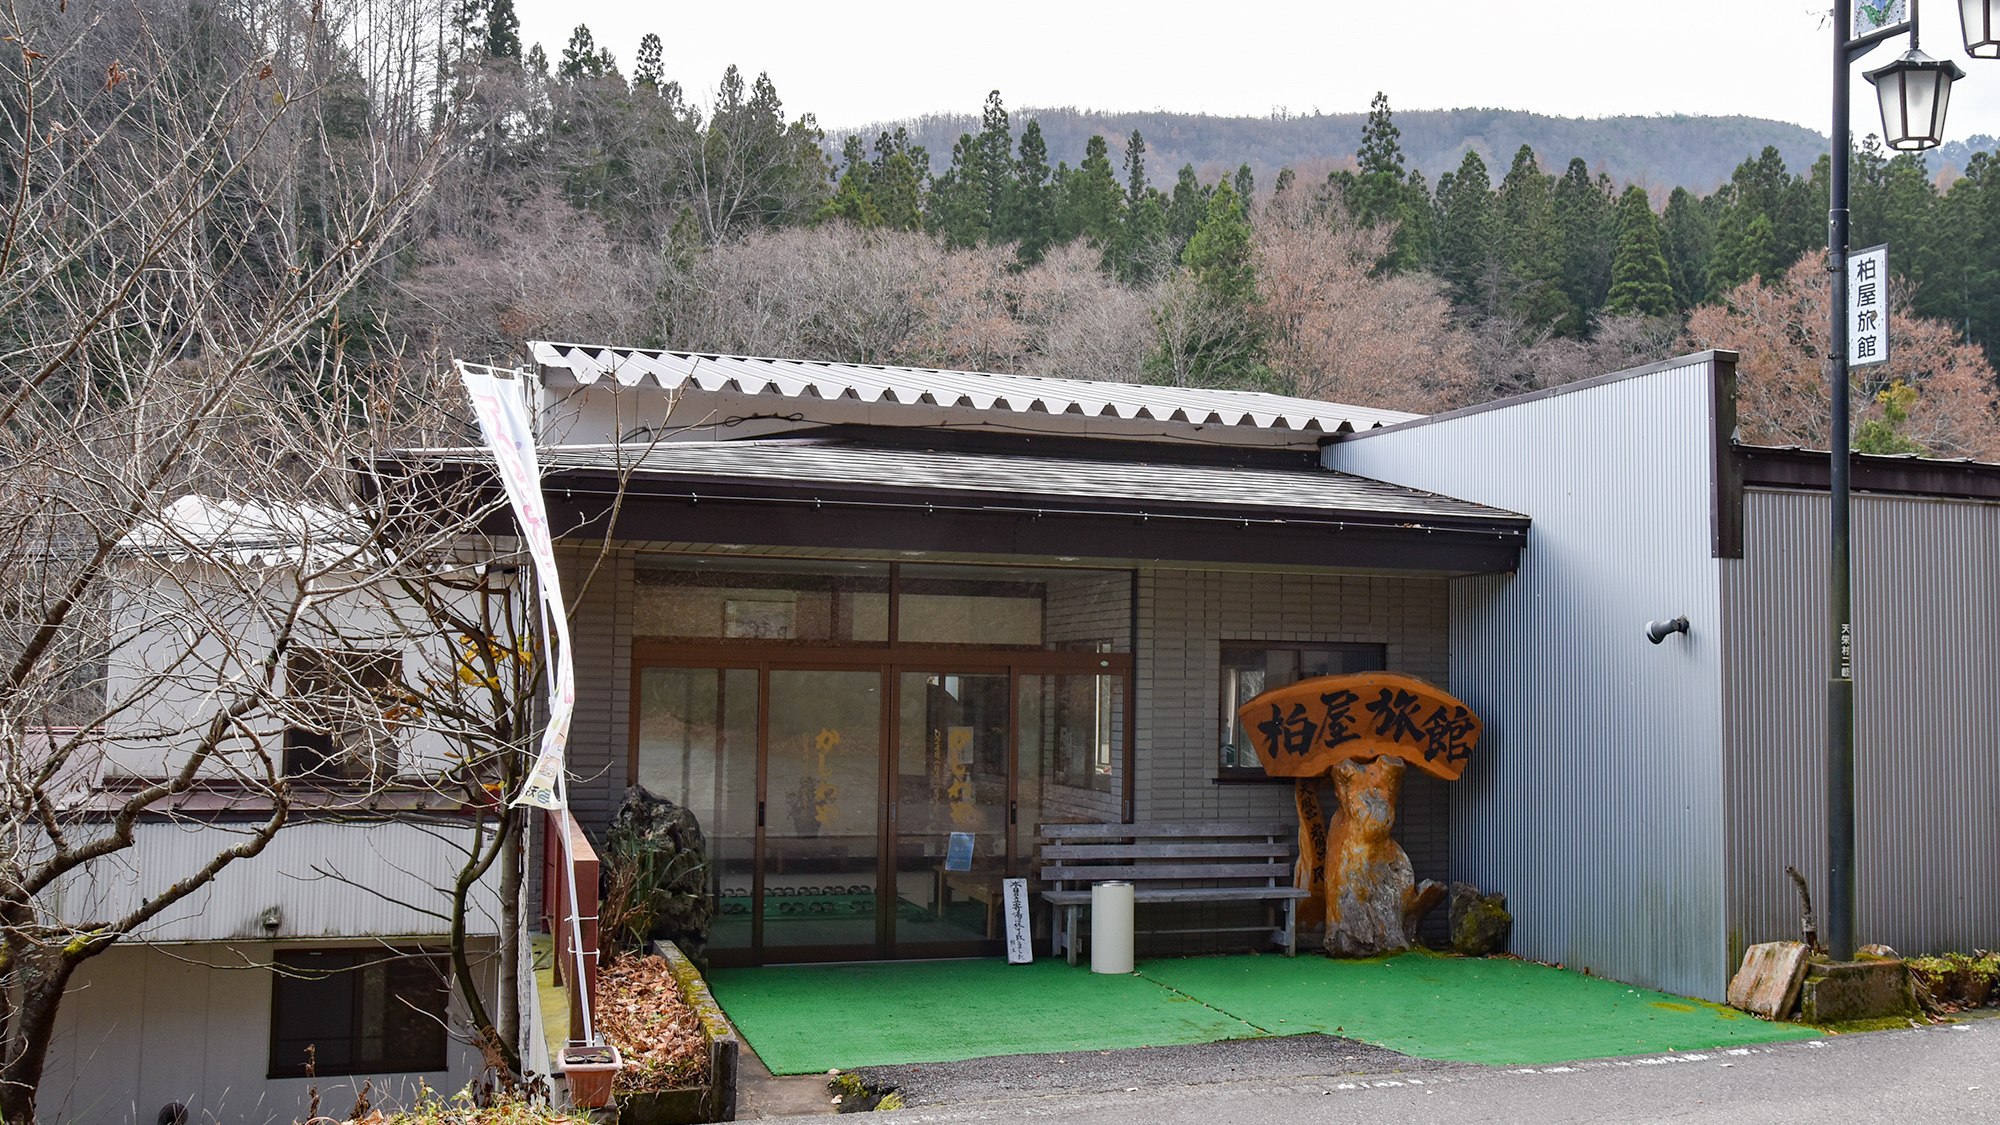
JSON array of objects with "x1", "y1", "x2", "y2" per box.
[{"x1": 527, "y1": 344, "x2": 1420, "y2": 434}]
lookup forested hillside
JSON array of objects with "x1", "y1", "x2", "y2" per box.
[
  {"x1": 15, "y1": 0, "x2": 1998, "y2": 460},
  {"x1": 847, "y1": 107, "x2": 1834, "y2": 197}
]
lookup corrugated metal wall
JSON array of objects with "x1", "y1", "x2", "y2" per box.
[
  {"x1": 1723, "y1": 488, "x2": 2000, "y2": 961},
  {"x1": 57, "y1": 820, "x2": 501, "y2": 942},
  {"x1": 1326, "y1": 357, "x2": 1732, "y2": 1000}
]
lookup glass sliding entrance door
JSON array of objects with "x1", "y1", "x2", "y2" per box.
[
  {"x1": 894, "y1": 672, "x2": 1010, "y2": 954},
  {"x1": 763, "y1": 669, "x2": 884, "y2": 954},
  {"x1": 627, "y1": 550, "x2": 1134, "y2": 965},
  {"x1": 634, "y1": 667, "x2": 758, "y2": 953}
]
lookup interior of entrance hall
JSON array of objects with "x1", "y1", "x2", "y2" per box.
[{"x1": 630, "y1": 556, "x2": 1133, "y2": 965}]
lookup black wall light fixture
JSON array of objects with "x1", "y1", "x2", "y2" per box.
[{"x1": 1645, "y1": 616, "x2": 1690, "y2": 645}]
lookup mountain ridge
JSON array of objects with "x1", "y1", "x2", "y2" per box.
[{"x1": 832, "y1": 106, "x2": 1836, "y2": 194}]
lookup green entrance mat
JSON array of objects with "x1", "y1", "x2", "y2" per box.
[
  {"x1": 704, "y1": 959, "x2": 1262, "y2": 1074},
  {"x1": 1141, "y1": 953, "x2": 1820, "y2": 1066},
  {"x1": 707, "y1": 954, "x2": 1819, "y2": 1074}
]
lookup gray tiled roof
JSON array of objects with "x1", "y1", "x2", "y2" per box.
[{"x1": 526, "y1": 440, "x2": 1525, "y2": 526}]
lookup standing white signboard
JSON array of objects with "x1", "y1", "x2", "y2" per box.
[
  {"x1": 1003, "y1": 878, "x2": 1033, "y2": 964},
  {"x1": 1848, "y1": 244, "x2": 1890, "y2": 369}
]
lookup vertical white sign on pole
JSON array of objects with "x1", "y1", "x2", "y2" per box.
[
  {"x1": 1848, "y1": 244, "x2": 1890, "y2": 369},
  {"x1": 1002, "y1": 877, "x2": 1033, "y2": 964}
]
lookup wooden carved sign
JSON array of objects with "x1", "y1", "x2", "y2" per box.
[
  {"x1": 1236, "y1": 672, "x2": 1480, "y2": 782},
  {"x1": 1236, "y1": 673, "x2": 1482, "y2": 958}
]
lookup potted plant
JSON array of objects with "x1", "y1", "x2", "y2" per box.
[
  {"x1": 561, "y1": 1044, "x2": 623, "y2": 1109},
  {"x1": 1966, "y1": 952, "x2": 1998, "y2": 1008},
  {"x1": 1907, "y1": 955, "x2": 1953, "y2": 1007}
]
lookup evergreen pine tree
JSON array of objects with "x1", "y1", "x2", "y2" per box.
[
  {"x1": 1118, "y1": 193, "x2": 1168, "y2": 284},
  {"x1": 1233, "y1": 163, "x2": 1255, "y2": 209},
  {"x1": 1435, "y1": 150, "x2": 1495, "y2": 305},
  {"x1": 1707, "y1": 207, "x2": 1777, "y2": 294},
  {"x1": 1552, "y1": 157, "x2": 1615, "y2": 332},
  {"x1": 1495, "y1": 145, "x2": 1575, "y2": 330},
  {"x1": 631, "y1": 31, "x2": 661, "y2": 87},
  {"x1": 1401, "y1": 169, "x2": 1436, "y2": 269},
  {"x1": 1165, "y1": 164, "x2": 1208, "y2": 255},
  {"x1": 558, "y1": 25, "x2": 599, "y2": 80},
  {"x1": 1152, "y1": 179, "x2": 1267, "y2": 388},
  {"x1": 485, "y1": 0, "x2": 520, "y2": 59},
  {"x1": 976, "y1": 91, "x2": 1014, "y2": 234},
  {"x1": 1605, "y1": 185, "x2": 1675, "y2": 317},
  {"x1": 1183, "y1": 179, "x2": 1257, "y2": 307},
  {"x1": 1003, "y1": 119, "x2": 1057, "y2": 263},
  {"x1": 1058, "y1": 134, "x2": 1124, "y2": 246},
  {"x1": 819, "y1": 135, "x2": 882, "y2": 227},
  {"x1": 1124, "y1": 130, "x2": 1149, "y2": 209},
  {"x1": 1349, "y1": 92, "x2": 1427, "y2": 273},
  {"x1": 874, "y1": 151, "x2": 924, "y2": 232},
  {"x1": 1660, "y1": 186, "x2": 1714, "y2": 310},
  {"x1": 931, "y1": 133, "x2": 990, "y2": 248}
]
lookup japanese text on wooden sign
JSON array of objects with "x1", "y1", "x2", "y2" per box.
[
  {"x1": 1235, "y1": 672, "x2": 1481, "y2": 781},
  {"x1": 1849, "y1": 244, "x2": 1890, "y2": 368}
]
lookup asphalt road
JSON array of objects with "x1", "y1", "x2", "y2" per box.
[{"x1": 853, "y1": 1018, "x2": 2000, "y2": 1123}]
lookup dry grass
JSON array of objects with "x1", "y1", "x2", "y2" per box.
[{"x1": 599, "y1": 954, "x2": 710, "y2": 1090}]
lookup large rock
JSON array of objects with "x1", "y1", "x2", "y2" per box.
[
  {"x1": 602, "y1": 786, "x2": 714, "y2": 965},
  {"x1": 1728, "y1": 941, "x2": 1809, "y2": 1019},
  {"x1": 1448, "y1": 882, "x2": 1511, "y2": 957},
  {"x1": 1800, "y1": 960, "x2": 1918, "y2": 1024}
]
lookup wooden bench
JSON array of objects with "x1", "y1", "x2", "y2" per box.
[{"x1": 1039, "y1": 821, "x2": 1308, "y2": 965}]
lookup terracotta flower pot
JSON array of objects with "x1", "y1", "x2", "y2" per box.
[{"x1": 562, "y1": 1044, "x2": 624, "y2": 1109}]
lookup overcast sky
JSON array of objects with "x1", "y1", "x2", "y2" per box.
[{"x1": 511, "y1": 0, "x2": 2000, "y2": 147}]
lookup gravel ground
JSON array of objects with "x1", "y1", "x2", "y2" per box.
[{"x1": 844, "y1": 1033, "x2": 1478, "y2": 1107}]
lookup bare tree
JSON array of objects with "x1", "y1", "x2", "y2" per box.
[
  {"x1": 396, "y1": 191, "x2": 662, "y2": 363},
  {"x1": 1254, "y1": 186, "x2": 1476, "y2": 411},
  {"x1": 0, "y1": 0, "x2": 445, "y2": 1118},
  {"x1": 1685, "y1": 252, "x2": 2000, "y2": 459},
  {"x1": 1146, "y1": 270, "x2": 1262, "y2": 389},
  {"x1": 658, "y1": 224, "x2": 1154, "y2": 378}
]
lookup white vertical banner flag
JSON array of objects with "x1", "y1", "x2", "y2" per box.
[
  {"x1": 1849, "y1": 244, "x2": 1890, "y2": 369},
  {"x1": 458, "y1": 362, "x2": 574, "y2": 809}
]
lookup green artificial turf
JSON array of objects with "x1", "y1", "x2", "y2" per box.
[
  {"x1": 1142, "y1": 953, "x2": 1821, "y2": 1066},
  {"x1": 704, "y1": 958, "x2": 1262, "y2": 1074},
  {"x1": 706, "y1": 953, "x2": 1819, "y2": 1075}
]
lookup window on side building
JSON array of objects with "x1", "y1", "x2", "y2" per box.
[
  {"x1": 269, "y1": 948, "x2": 448, "y2": 1078},
  {"x1": 281, "y1": 649, "x2": 406, "y2": 782},
  {"x1": 1217, "y1": 643, "x2": 1385, "y2": 780}
]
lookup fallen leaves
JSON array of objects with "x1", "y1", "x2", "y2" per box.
[{"x1": 598, "y1": 954, "x2": 709, "y2": 1091}]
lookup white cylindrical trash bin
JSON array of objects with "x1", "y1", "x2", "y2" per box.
[{"x1": 1090, "y1": 880, "x2": 1135, "y2": 974}]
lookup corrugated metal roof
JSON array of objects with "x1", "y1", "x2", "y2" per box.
[
  {"x1": 527, "y1": 439, "x2": 1525, "y2": 526},
  {"x1": 528, "y1": 343, "x2": 1421, "y2": 434}
]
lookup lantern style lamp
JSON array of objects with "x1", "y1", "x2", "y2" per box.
[
  {"x1": 1866, "y1": 48, "x2": 1967, "y2": 150},
  {"x1": 1963, "y1": 0, "x2": 2000, "y2": 58}
]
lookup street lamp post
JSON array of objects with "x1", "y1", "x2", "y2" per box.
[{"x1": 1825, "y1": 0, "x2": 1976, "y2": 962}]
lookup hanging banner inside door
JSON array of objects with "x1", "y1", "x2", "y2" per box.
[{"x1": 458, "y1": 362, "x2": 575, "y2": 810}]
